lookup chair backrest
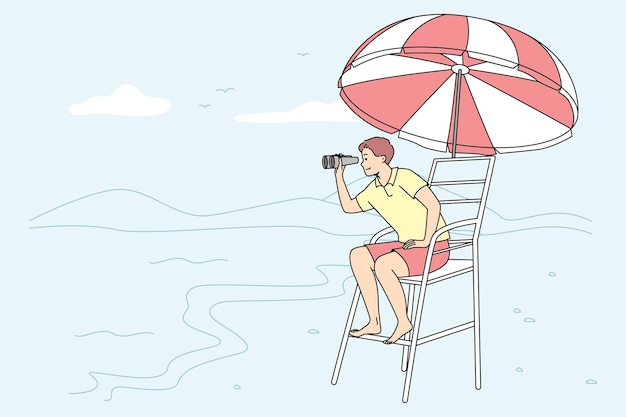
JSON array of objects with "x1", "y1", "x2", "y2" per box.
[{"x1": 427, "y1": 156, "x2": 496, "y2": 241}]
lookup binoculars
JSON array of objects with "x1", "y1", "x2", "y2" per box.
[{"x1": 322, "y1": 154, "x2": 359, "y2": 169}]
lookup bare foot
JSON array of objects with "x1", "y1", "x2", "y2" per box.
[
  {"x1": 349, "y1": 322, "x2": 381, "y2": 337},
  {"x1": 383, "y1": 321, "x2": 413, "y2": 344}
]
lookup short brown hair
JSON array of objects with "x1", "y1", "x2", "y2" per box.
[{"x1": 358, "y1": 137, "x2": 394, "y2": 164}]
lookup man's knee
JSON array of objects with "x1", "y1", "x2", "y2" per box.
[
  {"x1": 373, "y1": 254, "x2": 392, "y2": 274},
  {"x1": 350, "y1": 246, "x2": 372, "y2": 265}
]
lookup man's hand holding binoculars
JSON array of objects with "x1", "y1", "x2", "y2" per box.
[
  {"x1": 334, "y1": 156, "x2": 345, "y2": 177},
  {"x1": 328, "y1": 153, "x2": 361, "y2": 214}
]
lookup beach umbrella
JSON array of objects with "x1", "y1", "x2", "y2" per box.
[{"x1": 338, "y1": 14, "x2": 578, "y2": 157}]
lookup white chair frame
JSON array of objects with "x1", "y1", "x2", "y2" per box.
[{"x1": 331, "y1": 155, "x2": 496, "y2": 403}]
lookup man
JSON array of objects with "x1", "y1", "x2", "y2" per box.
[{"x1": 334, "y1": 137, "x2": 450, "y2": 344}]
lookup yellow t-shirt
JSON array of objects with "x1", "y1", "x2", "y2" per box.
[{"x1": 356, "y1": 167, "x2": 449, "y2": 243}]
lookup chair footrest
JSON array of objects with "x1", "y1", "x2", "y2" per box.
[
  {"x1": 352, "y1": 321, "x2": 475, "y2": 346},
  {"x1": 355, "y1": 334, "x2": 412, "y2": 346}
]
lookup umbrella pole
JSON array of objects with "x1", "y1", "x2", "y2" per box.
[{"x1": 451, "y1": 69, "x2": 462, "y2": 158}]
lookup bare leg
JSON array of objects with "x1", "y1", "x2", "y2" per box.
[
  {"x1": 348, "y1": 246, "x2": 381, "y2": 337},
  {"x1": 374, "y1": 252, "x2": 413, "y2": 344}
]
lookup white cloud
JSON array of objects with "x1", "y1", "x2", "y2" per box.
[
  {"x1": 69, "y1": 84, "x2": 172, "y2": 117},
  {"x1": 234, "y1": 99, "x2": 360, "y2": 123}
]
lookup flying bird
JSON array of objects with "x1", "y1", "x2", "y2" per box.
[
  {"x1": 198, "y1": 104, "x2": 211, "y2": 108},
  {"x1": 216, "y1": 88, "x2": 236, "y2": 93},
  {"x1": 297, "y1": 52, "x2": 310, "y2": 56}
]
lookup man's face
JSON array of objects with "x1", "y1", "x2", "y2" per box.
[{"x1": 360, "y1": 148, "x2": 385, "y2": 176}]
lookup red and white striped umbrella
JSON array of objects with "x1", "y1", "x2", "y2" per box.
[{"x1": 339, "y1": 14, "x2": 578, "y2": 156}]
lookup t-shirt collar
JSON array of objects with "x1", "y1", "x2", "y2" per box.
[{"x1": 375, "y1": 167, "x2": 398, "y2": 187}]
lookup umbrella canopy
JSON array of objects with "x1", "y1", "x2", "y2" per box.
[{"x1": 339, "y1": 14, "x2": 579, "y2": 156}]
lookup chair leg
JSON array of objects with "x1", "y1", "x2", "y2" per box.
[
  {"x1": 331, "y1": 286, "x2": 361, "y2": 385},
  {"x1": 402, "y1": 283, "x2": 427, "y2": 403},
  {"x1": 472, "y1": 252, "x2": 482, "y2": 390},
  {"x1": 401, "y1": 283, "x2": 416, "y2": 372}
]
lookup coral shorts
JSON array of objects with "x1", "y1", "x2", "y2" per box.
[{"x1": 365, "y1": 240, "x2": 450, "y2": 276}]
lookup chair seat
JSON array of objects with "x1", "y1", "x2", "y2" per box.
[{"x1": 399, "y1": 259, "x2": 473, "y2": 285}]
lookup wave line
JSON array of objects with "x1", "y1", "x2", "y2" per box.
[
  {"x1": 75, "y1": 331, "x2": 154, "y2": 338},
  {"x1": 29, "y1": 189, "x2": 342, "y2": 222},
  {"x1": 29, "y1": 224, "x2": 372, "y2": 237},
  {"x1": 480, "y1": 225, "x2": 592, "y2": 236},
  {"x1": 149, "y1": 258, "x2": 228, "y2": 265}
]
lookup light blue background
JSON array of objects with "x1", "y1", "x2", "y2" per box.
[{"x1": 2, "y1": 1, "x2": 622, "y2": 416}]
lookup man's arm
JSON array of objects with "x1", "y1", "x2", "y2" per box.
[
  {"x1": 334, "y1": 160, "x2": 362, "y2": 213},
  {"x1": 403, "y1": 185, "x2": 441, "y2": 248}
]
